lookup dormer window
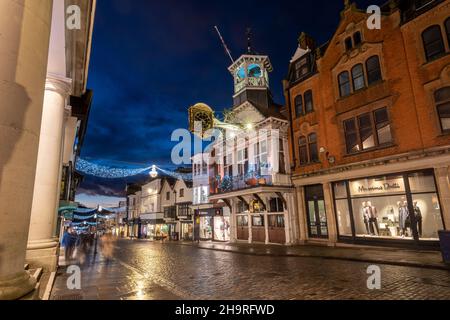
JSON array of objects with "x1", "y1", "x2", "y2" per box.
[
  {"x1": 345, "y1": 37, "x2": 353, "y2": 51},
  {"x1": 344, "y1": 32, "x2": 363, "y2": 52},
  {"x1": 353, "y1": 31, "x2": 362, "y2": 47},
  {"x1": 294, "y1": 55, "x2": 311, "y2": 80}
]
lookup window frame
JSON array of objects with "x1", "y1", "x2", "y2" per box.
[
  {"x1": 445, "y1": 18, "x2": 450, "y2": 51},
  {"x1": 434, "y1": 87, "x2": 450, "y2": 133},
  {"x1": 304, "y1": 90, "x2": 314, "y2": 114},
  {"x1": 298, "y1": 133, "x2": 319, "y2": 166},
  {"x1": 422, "y1": 25, "x2": 445, "y2": 62},
  {"x1": 351, "y1": 63, "x2": 366, "y2": 91},
  {"x1": 294, "y1": 95, "x2": 303, "y2": 118},
  {"x1": 338, "y1": 71, "x2": 351, "y2": 98},
  {"x1": 343, "y1": 107, "x2": 393, "y2": 155},
  {"x1": 366, "y1": 55, "x2": 382, "y2": 85}
]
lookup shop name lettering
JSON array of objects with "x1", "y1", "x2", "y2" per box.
[{"x1": 358, "y1": 183, "x2": 401, "y2": 193}]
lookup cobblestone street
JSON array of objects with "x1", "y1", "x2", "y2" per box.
[{"x1": 50, "y1": 239, "x2": 450, "y2": 300}]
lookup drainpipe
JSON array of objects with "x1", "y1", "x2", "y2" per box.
[{"x1": 284, "y1": 80, "x2": 297, "y2": 171}]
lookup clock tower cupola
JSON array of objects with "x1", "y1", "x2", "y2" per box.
[{"x1": 228, "y1": 34, "x2": 274, "y2": 109}]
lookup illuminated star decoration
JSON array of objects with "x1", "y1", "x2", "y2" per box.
[{"x1": 76, "y1": 158, "x2": 192, "y2": 181}]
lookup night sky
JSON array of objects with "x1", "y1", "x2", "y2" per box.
[{"x1": 76, "y1": 0, "x2": 384, "y2": 207}]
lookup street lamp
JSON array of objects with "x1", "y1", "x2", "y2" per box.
[{"x1": 94, "y1": 212, "x2": 99, "y2": 255}]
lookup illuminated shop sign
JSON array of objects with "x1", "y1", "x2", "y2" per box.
[{"x1": 350, "y1": 176, "x2": 406, "y2": 197}]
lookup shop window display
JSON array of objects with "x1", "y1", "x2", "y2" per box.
[
  {"x1": 200, "y1": 216, "x2": 213, "y2": 239},
  {"x1": 333, "y1": 170, "x2": 444, "y2": 243},
  {"x1": 214, "y1": 216, "x2": 231, "y2": 242}
]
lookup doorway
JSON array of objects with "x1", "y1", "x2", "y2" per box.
[{"x1": 305, "y1": 185, "x2": 329, "y2": 239}]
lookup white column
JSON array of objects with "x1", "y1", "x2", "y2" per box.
[
  {"x1": 0, "y1": 0, "x2": 53, "y2": 300},
  {"x1": 26, "y1": 74, "x2": 72, "y2": 272},
  {"x1": 435, "y1": 167, "x2": 450, "y2": 230},
  {"x1": 229, "y1": 199, "x2": 237, "y2": 243},
  {"x1": 248, "y1": 213, "x2": 252, "y2": 244},
  {"x1": 323, "y1": 183, "x2": 338, "y2": 245}
]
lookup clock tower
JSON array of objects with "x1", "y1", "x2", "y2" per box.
[{"x1": 228, "y1": 53, "x2": 273, "y2": 109}]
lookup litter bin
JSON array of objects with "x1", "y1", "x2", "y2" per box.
[
  {"x1": 172, "y1": 232, "x2": 179, "y2": 241},
  {"x1": 438, "y1": 230, "x2": 450, "y2": 264}
]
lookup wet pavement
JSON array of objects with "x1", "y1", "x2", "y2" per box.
[{"x1": 51, "y1": 239, "x2": 450, "y2": 300}]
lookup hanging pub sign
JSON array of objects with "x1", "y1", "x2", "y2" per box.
[{"x1": 349, "y1": 175, "x2": 406, "y2": 197}]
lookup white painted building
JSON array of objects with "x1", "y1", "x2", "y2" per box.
[{"x1": 205, "y1": 52, "x2": 299, "y2": 245}]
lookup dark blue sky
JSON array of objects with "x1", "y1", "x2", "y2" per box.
[{"x1": 77, "y1": 0, "x2": 384, "y2": 206}]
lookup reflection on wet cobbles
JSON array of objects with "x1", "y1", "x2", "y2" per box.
[{"x1": 51, "y1": 239, "x2": 450, "y2": 300}]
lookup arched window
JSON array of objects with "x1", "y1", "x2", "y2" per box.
[
  {"x1": 366, "y1": 56, "x2": 382, "y2": 85},
  {"x1": 445, "y1": 18, "x2": 450, "y2": 48},
  {"x1": 308, "y1": 133, "x2": 319, "y2": 163},
  {"x1": 298, "y1": 136, "x2": 308, "y2": 165},
  {"x1": 351, "y1": 64, "x2": 366, "y2": 91},
  {"x1": 294, "y1": 95, "x2": 303, "y2": 118},
  {"x1": 304, "y1": 90, "x2": 314, "y2": 113},
  {"x1": 338, "y1": 71, "x2": 351, "y2": 97},
  {"x1": 422, "y1": 25, "x2": 445, "y2": 61},
  {"x1": 435, "y1": 87, "x2": 450, "y2": 132}
]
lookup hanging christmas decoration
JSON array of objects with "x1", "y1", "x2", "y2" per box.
[{"x1": 75, "y1": 158, "x2": 192, "y2": 181}]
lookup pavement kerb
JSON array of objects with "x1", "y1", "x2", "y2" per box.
[{"x1": 175, "y1": 242, "x2": 450, "y2": 271}]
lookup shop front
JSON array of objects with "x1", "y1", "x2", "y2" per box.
[
  {"x1": 213, "y1": 211, "x2": 231, "y2": 242},
  {"x1": 332, "y1": 169, "x2": 445, "y2": 247},
  {"x1": 180, "y1": 222, "x2": 193, "y2": 241}
]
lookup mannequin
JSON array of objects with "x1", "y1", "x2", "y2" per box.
[
  {"x1": 413, "y1": 201, "x2": 423, "y2": 238},
  {"x1": 361, "y1": 201, "x2": 371, "y2": 235},
  {"x1": 398, "y1": 201, "x2": 409, "y2": 238},
  {"x1": 366, "y1": 201, "x2": 379, "y2": 236}
]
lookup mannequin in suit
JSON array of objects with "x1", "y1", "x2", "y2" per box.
[
  {"x1": 413, "y1": 201, "x2": 423, "y2": 238},
  {"x1": 366, "y1": 201, "x2": 379, "y2": 236},
  {"x1": 361, "y1": 201, "x2": 371, "y2": 235},
  {"x1": 398, "y1": 201, "x2": 409, "y2": 237}
]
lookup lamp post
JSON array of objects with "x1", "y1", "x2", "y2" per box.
[{"x1": 94, "y1": 212, "x2": 99, "y2": 255}]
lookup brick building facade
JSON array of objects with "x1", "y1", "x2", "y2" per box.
[{"x1": 285, "y1": 0, "x2": 450, "y2": 248}]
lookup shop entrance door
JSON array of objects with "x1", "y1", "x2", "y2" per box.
[{"x1": 305, "y1": 185, "x2": 329, "y2": 239}]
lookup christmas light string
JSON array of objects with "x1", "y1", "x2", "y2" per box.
[{"x1": 76, "y1": 158, "x2": 192, "y2": 181}]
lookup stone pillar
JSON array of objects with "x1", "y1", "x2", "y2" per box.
[
  {"x1": 435, "y1": 167, "x2": 450, "y2": 230},
  {"x1": 229, "y1": 199, "x2": 237, "y2": 243},
  {"x1": 0, "y1": 0, "x2": 53, "y2": 300},
  {"x1": 323, "y1": 183, "x2": 338, "y2": 245},
  {"x1": 295, "y1": 186, "x2": 308, "y2": 242},
  {"x1": 264, "y1": 214, "x2": 269, "y2": 244},
  {"x1": 248, "y1": 213, "x2": 252, "y2": 244},
  {"x1": 26, "y1": 74, "x2": 72, "y2": 272}
]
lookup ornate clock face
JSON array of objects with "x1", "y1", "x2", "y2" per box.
[
  {"x1": 248, "y1": 64, "x2": 262, "y2": 78},
  {"x1": 194, "y1": 111, "x2": 213, "y2": 132},
  {"x1": 236, "y1": 67, "x2": 246, "y2": 81}
]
